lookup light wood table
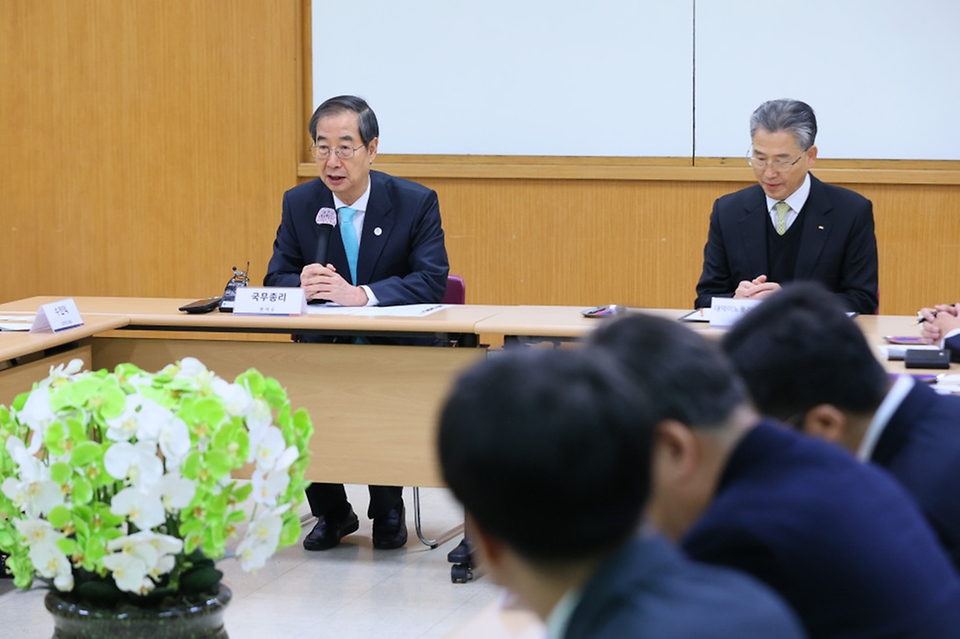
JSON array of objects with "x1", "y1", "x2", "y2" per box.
[{"x1": 0, "y1": 297, "x2": 502, "y2": 487}]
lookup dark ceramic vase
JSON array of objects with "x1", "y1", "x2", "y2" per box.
[{"x1": 45, "y1": 584, "x2": 231, "y2": 639}]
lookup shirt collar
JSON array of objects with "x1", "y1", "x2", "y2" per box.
[
  {"x1": 765, "y1": 172, "x2": 812, "y2": 214},
  {"x1": 857, "y1": 375, "x2": 914, "y2": 461},
  {"x1": 544, "y1": 586, "x2": 583, "y2": 639},
  {"x1": 332, "y1": 179, "x2": 372, "y2": 213}
]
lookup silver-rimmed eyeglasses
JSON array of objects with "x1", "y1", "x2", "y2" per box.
[
  {"x1": 746, "y1": 149, "x2": 805, "y2": 172},
  {"x1": 310, "y1": 143, "x2": 365, "y2": 160}
]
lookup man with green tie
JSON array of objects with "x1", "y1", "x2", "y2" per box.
[{"x1": 694, "y1": 99, "x2": 878, "y2": 314}]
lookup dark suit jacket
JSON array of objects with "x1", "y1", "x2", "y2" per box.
[
  {"x1": 872, "y1": 379, "x2": 960, "y2": 571},
  {"x1": 945, "y1": 334, "x2": 960, "y2": 362},
  {"x1": 695, "y1": 174, "x2": 879, "y2": 314},
  {"x1": 264, "y1": 170, "x2": 449, "y2": 305},
  {"x1": 682, "y1": 422, "x2": 960, "y2": 639},
  {"x1": 564, "y1": 534, "x2": 805, "y2": 639}
]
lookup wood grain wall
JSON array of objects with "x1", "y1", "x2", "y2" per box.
[
  {"x1": 0, "y1": 0, "x2": 305, "y2": 303},
  {"x1": 3, "y1": 1, "x2": 959, "y2": 316}
]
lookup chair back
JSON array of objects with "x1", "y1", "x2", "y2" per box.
[{"x1": 442, "y1": 274, "x2": 466, "y2": 305}]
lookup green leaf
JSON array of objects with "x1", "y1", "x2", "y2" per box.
[
  {"x1": 203, "y1": 450, "x2": 233, "y2": 479},
  {"x1": 180, "y1": 565, "x2": 222, "y2": 594},
  {"x1": 49, "y1": 462, "x2": 72, "y2": 485},
  {"x1": 71, "y1": 476, "x2": 93, "y2": 505},
  {"x1": 235, "y1": 369, "x2": 265, "y2": 397},
  {"x1": 70, "y1": 441, "x2": 103, "y2": 467},
  {"x1": 47, "y1": 505, "x2": 72, "y2": 528}
]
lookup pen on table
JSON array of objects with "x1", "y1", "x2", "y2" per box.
[{"x1": 914, "y1": 310, "x2": 937, "y2": 325}]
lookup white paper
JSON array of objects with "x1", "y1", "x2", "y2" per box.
[{"x1": 305, "y1": 304, "x2": 447, "y2": 317}]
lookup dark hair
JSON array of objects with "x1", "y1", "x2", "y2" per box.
[
  {"x1": 308, "y1": 95, "x2": 379, "y2": 146},
  {"x1": 585, "y1": 313, "x2": 748, "y2": 429},
  {"x1": 720, "y1": 282, "x2": 889, "y2": 423},
  {"x1": 438, "y1": 348, "x2": 654, "y2": 563},
  {"x1": 750, "y1": 99, "x2": 818, "y2": 150}
]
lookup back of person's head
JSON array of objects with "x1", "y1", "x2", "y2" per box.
[
  {"x1": 721, "y1": 282, "x2": 889, "y2": 422},
  {"x1": 309, "y1": 95, "x2": 379, "y2": 146},
  {"x1": 585, "y1": 313, "x2": 748, "y2": 430},
  {"x1": 438, "y1": 348, "x2": 654, "y2": 564},
  {"x1": 750, "y1": 99, "x2": 817, "y2": 150}
]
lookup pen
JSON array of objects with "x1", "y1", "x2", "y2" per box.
[{"x1": 914, "y1": 310, "x2": 938, "y2": 325}]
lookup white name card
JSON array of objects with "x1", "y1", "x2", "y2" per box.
[
  {"x1": 30, "y1": 298, "x2": 84, "y2": 333},
  {"x1": 233, "y1": 287, "x2": 306, "y2": 316},
  {"x1": 709, "y1": 297, "x2": 761, "y2": 328}
]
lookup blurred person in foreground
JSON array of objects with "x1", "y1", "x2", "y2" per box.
[
  {"x1": 587, "y1": 313, "x2": 960, "y2": 639},
  {"x1": 438, "y1": 348, "x2": 805, "y2": 639},
  {"x1": 721, "y1": 282, "x2": 960, "y2": 570}
]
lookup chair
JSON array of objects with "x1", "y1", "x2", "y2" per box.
[{"x1": 413, "y1": 274, "x2": 465, "y2": 549}]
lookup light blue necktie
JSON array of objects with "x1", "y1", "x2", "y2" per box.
[{"x1": 339, "y1": 206, "x2": 359, "y2": 285}]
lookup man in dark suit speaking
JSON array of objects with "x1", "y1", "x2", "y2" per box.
[
  {"x1": 695, "y1": 99, "x2": 879, "y2": 314},
  {"x1": 265, "y1": 95, "x2": 449, "y2": 552}
]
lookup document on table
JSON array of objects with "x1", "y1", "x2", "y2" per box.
[{"x1": 305, "y1": 304, "x2": 449, "y2": 317}]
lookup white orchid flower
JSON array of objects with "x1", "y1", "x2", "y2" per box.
[
  {"x1": 157, "y1": 417, "x2": 191, "y2": 470},
  {"x1": 14, "y1": 518, "x2": 63, "y2": 547},
  {"x1": 40, "y1": 358, "x2": 85, "y2": 389},
  {"x1": 111, "y1": 486, "x2": 166, "y2": 530},
  {"x1": 156, "y1": 472, "x2": 195, "y2": 511},
  {"x1": 106, "y1": 531, "x2": 182, "y2": 589},
  {"x1": 104, "y1": 394, "x2": 144, "y2": 442},
  {"x1": 250, "y1": 468, "x2": 290, "y2": 507},
  {"x1": 244, "y1": 398, "x2": 274, "y2": 438},
  {"x1": 3, "y1": 440, "x2": 64, "y2": 518},
  {"x1": 31, "y1": 543, "x2": 75, "y2": 592},
  {"x1": 16, "y1": 387, "x2": 56, "y2": 455},
  {"x1": 133, "y1": 397, "x2": 174, "y2": 442},
  {"x1": 252, "y1": 426, "x2": 286, "y2": 471},
  {"x1": 102, "y1": 552, "x2": 154, "y2": 594},
  {"x1": 103, "y1": 441, "x2": 164, "y2": 490},
  {"x1": 236, "y1": 508, "x2": 284, "y2": 571},
  {"x1": 211, "y1": 378, "x2": 253, "y2": 417}
]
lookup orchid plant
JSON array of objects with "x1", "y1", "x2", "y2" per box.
[{"x1": 0, "y1": 357, "x2": 313, "y2": 604}]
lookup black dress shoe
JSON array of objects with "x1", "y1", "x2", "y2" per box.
[
  {"x1": 303, "y1": 506, "x2": 360, "y2": 551},
  {"x1": 372, "y1": 500, "x2": 407, "y2": 550}
]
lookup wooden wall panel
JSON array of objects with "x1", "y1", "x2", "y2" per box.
[
  {"x1": 0, "y1": 0, "x2": 303, "y2": 303},
  {"x1": 4, "y1": 1, "x2": 959, "y2": 317}
]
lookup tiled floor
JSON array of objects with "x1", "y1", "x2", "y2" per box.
[{"x1": 0, "y1": 485, "x2": 502, "y2": 638}]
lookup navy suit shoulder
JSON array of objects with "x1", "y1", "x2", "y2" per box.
[
  {"x1": 682, "y1": 422, "x2": 960, "y2": 639},
  {"x1": 564, "y1": 534, "x2": 805, "y2": 639},
  {"x1": 695, "y1": 175, "x2": 878, "y2": 314},
  {"x1": 264, "y1": 170, "x2": 448, "y2": 305},
  {"x1": 873, "y1": 380, "x2": 960, "y2": 570}
]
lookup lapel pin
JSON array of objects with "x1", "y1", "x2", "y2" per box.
[
  {"x1": 374, "y1": 227, "x2": 382, "y2": 236},
  {"x1": 818, "y1": 225, "x2": 824, "y2": 230}
]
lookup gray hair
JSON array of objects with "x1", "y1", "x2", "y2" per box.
[{"x1": 749, "y1": 99, "x2": 818, "y2": 150}]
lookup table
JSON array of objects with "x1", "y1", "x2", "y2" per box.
[{"x1": 0, "y1": 298, "x2": 946, "y2": 489}]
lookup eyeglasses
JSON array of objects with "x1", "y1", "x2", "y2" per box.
[
  {"x1": 310, "y1": 143, "x2": 365, "y2": 160},
  {"x1": 746, "y1": 150, "x2": 806, "y2": 172}
]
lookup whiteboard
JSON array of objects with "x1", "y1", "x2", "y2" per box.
[
  {"x1": 312, "y1": 1, "x2": 693, "y2": 156},
  {"x1": 313, "y1": 1, "x2": 960, "y2": 160},
  {"x1": 695, "y1": 0, "x2": 960, "y2": 160}
]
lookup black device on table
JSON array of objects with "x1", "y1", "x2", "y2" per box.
[{"x1": 178, "y1": 263, "x2": 250, "y2": 314}]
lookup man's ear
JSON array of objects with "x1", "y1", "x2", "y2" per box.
[
  {"x1": 800, "y1": 404, "x2": 847, "y2": 443},
  {"x1": 465, "y1": 512, "x2": 500, "y2": 566},
  {"x1": 653, "y1": 419, "x2": 700, "y2": 482}
]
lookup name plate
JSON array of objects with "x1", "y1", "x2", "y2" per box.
[
  {"x1": 709, "y1": 297, "x2": 761, "y2": 328},
  {"x1": 233, "y1": 287, "x2": 307, "y2": 316},
  {"x1": 30, "y1": 298, "x2": 84, "y2": 333}
]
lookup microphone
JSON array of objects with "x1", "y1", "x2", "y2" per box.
[{"x1": 314, "y1": 207, "x2": 338, "y2": 265}]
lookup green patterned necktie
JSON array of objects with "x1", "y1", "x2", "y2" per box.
[{"x1": 774, "y1": 201, "x2": 791, "y2": 235}]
